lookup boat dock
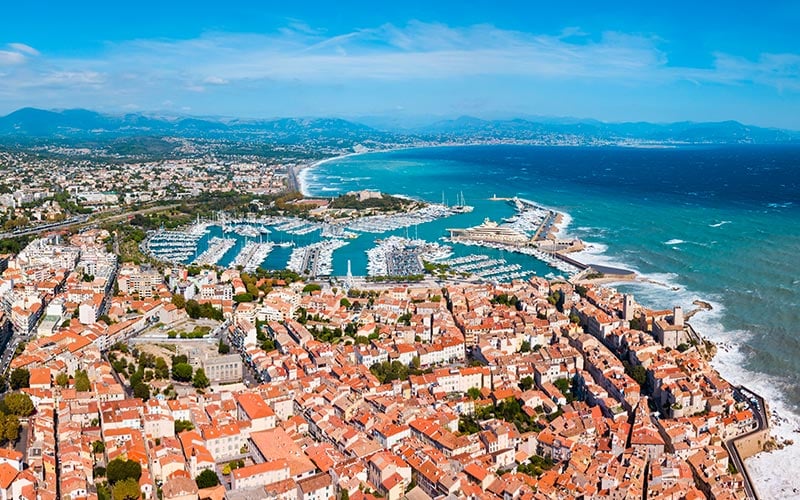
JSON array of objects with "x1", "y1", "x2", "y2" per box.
[
  {"x1": 143, "y1": 229, "x2": 203, "y2": 263},
  {"x1": 231, "y1": 242, "x2": 274, "y2": 272},
  {"x1": 288, "y1": 239, "x2": 349, "y2": 277},
  {"x1": 193, "y1": 237, "x2": 236, "y2": 266}
]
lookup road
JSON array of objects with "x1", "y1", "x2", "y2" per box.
[
  {"x1": 0, "y1": 202, "x2": 182, "y2": 240},
  {"x1": 724, "y1": 386, "x2": 768, "y2": 500}
]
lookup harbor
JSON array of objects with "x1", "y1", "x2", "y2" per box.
[
  {"x1": 231, "y1": 241, "x2": 274, "y2": 272},
  {"x1": 287, "y1": 239, "x2": 349, "y2": 277},
  {"x1": 366, "y1": 236, "x2": 452, "y2": 276},
  {"x1": 140, "y1": 193, "x2": 621, "y2": 281},
  {"x1": 193, "y1": 237, "x2": 236, "y2": 266},
  {"x1": 142, "y1": 229, "x2": 204, "y2": 263}
]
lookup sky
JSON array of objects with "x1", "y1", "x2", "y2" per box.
[{"x1": 1, "y1": 1, "x2": 799, "y2": 128}]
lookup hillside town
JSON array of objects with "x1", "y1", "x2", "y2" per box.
[
  {"x1": 0, "y1": 146, "x2": 300, "y2": 235},
  {"x1": 0, "y1": 230, "x2": 768, "y2": 500}
]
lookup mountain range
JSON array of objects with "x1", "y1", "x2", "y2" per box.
[{"x1": 0, "y1": 107, "x2": 797, "y2": 145}]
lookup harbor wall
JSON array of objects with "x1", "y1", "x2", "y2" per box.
[
  {"x1": 733, "y1": 428, "x2": 770, "y2": 459},
  {"x1": 554, "y1": 252, "x2": 589, "y2": 270}
]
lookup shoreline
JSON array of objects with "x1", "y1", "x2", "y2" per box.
[
  {"x1": 290, "y1": 144, "x2": 790, "y2": 496},
  {"x1": 291, "y1": 140, "x2": 674, "y2": 197}
]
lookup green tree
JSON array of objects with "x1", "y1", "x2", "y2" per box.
[
  {"x1": 174, "y1": 420, "x2": 194, "y2": 434},
  {"x1": 339, "y1": 298, "x2": 351, "y2": 308},
  {"x1": 518, "y1": 376, "x2": 534, "y2": 391},
  {"x1": 75, "y1": 370, "x2": 92, "y2": 392},
  {"x1": 106, "y1": 458, "x2": 142, "y2": 485},
  {"x1": 302, "y1": 283, "x2": 321, "y2": 293},
  {"x1": 92, "y1": 440, "x2": 106, "y2": 454},
  {"x1": 112, "y1": 477, "x2": 141, "y2": 500},
  {"x1": 172, "y1": 363, "x2": 193, "y2": 382},
  {"x1": 467, "y1": 387, "x2": 481, "y2": 400},
  {"x1": 171, "y1": 294, "x2": 186, "y2": 309},
  {"x1": 2, "y1": 414, "x2": 19, "y2": 443},
  {"x1": 55, "y1": 372, "x2": 70, "y2": 387},
  {"x1": 3, "y1": 393, "x2": 34, "y2": 416},
  {"x1": 9, "y1": 369, "x2": 29, "y2": 390},
  {"x1": 195, "y1": 469, "x2": 220, "y2": 489},
  {"x1": 217, "y1": 341, "x2": 230, "y2": 354},
  {"x1": 519, "y1": 340, "x2": 531, "y2": 353},
  {"x1": 133, "y1": 383, "x2": 150, "y2": 401},
  {"x1": 154, "y1": 357, "x2": 169, "y2": 379},
  {"x1": 192, "y1": 368, "x2": 210, "y2": 389}
]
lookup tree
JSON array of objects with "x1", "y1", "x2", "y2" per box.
[
  {"x1": 112, "y1": 478, "x2": 141, "y2": 500},
  {"x1": 192, "y1": 368, "x2": 210, "y2": 389},
  {"x1": 339, "y1": 298, "x2": 351, "y2": 308},
  {"x1": 302, "y1": 283, "x2": 321, "y2": 293},
  {"x1": 154, "y1": 357, "x2": 169, "y2": 379},
  {"x1": 172, "y1": 363, "x2": 193, "y2": 382},
  {"x1": 133, "y1": 383, "x2": 150, "y2": 401},
  {"x1": 56, "y1": 372, "x2": 70, "y2": 387},
  {"x1": 2, "y1": 414, "x2": 19, "y2": 443},
  {"x1": 218, "y1": 340, "x2": 230, "y2": 355},
  {"x1": 174, "y1": 420, "x2": 194, "y2": 434},
  {"x1": 519, "y1": 340, "x2": 531, "y2": 353},
  {"x1": 106, "y1": 458, "x2": 142, "y2": 485},
  {"x1": 92, "y1": 440, "x2": 106, "y2": 454},
  {"x1": 195, "y1": 469, "x2": 220, "y2": 489},
  {"x1": 467, "y1": 387, "x2": 481, "y2": 400},
  {"x1": 233, "y1": 293, "x2": 254, "y2": 303},
  {"x1": 171, "y1": 294, "x2": 186, "y2": 309},
  {"x1": 4, "y1": 393, "x2": 34, "y2": 416},
  {"x1": 9, "y1": 369, "x2": 29, "y2": 390},
  {"x1": 518, "y1": 376, "x2": 534, "y2": 391},
  {"x1": 75, "y1": 370, "x2": 92, "y2": 392}
]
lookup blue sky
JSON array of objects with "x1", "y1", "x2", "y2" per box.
[{"x1": 1, "y1": 1, "x2": 799, "y2": 127}]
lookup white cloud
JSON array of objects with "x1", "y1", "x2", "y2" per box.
[
  {"x1": 203, "y1": 76, "x2": 228, "y2": 85},
  {"x1": 0, "y1": 50, "x2": 26, "y2": 65},
  {"x1": 0, "y1": 21, "x2": 797, "y2": 110},
  {"x1": 7, "y1": 43, "x2": 39, "y2": 56}
]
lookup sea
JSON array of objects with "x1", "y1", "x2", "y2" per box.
[{"x1": 299, "y1": 144, "x2": 800, "y2": 496}]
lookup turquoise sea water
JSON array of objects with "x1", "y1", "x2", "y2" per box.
[{"x1": 301, "y1": 144, "x2": 800, "y2": 424}]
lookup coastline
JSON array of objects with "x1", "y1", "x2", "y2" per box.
[
  {"x1": 292, "y1": 140, "x2": 620, "y2": 197},
  {"x1": 295, "y1": 145, "x2": 796, "y2": 496},
  {"x1": 292, "y1": 151, "x2": 372, "y2": 196}
]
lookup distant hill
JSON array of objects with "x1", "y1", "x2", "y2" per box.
[
  {"x1": 0, "y1": 108, "x2": 390, "y2": 144},
  {"x1": 0, "y1": 108, "x2": 797, "y2": 145},
  {"x1": 416, "y1": 116, "x2": 799, "y2": 144}
]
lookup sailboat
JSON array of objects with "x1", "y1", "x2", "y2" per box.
[{"x1": 452, "y1": 191, "x2": 474, "y2": 213}]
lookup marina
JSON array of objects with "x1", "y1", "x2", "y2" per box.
[
  {"x1": 193, "y1": 237, "x2": 236, "y2": 266},
  {"x1": 141, "y1": 193, "x2": 588, "y2": 280},
  {"x1": 231, "y1": 242, "x2": 274, "y2": 272},
  {"x1": 287, "y1": 239, "x2": 349, "y2": 277},
  {"x1": 366, "y1": 236, "x2": 452, "y2": 276},
  {"x1": 345, "y1": 204, "x2": 459, "y2": 233},
  {"x1": 142, "y1": 229, "x2": 203, "y2": 263}
]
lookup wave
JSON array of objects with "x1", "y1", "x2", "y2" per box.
[
  {"x1": 709, "y1": 220, "x2": 732, "y2": 228},
  {"x1": 664, "y1": 239, "x2": 685, "y2": 245},
  {"x1": 574, "y1": 233, "x2": 800, "y2": 496}
]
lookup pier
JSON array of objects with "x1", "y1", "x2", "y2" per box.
[
  {"x1": 231, "y1": 242, "x2": 274, "y2": 272},
  {"x1": 288, "y1": 240, "x2": 349, "y2": 277},
  {"x1": 193, "y1": 237, "x2": 236, "y2": 266}
]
